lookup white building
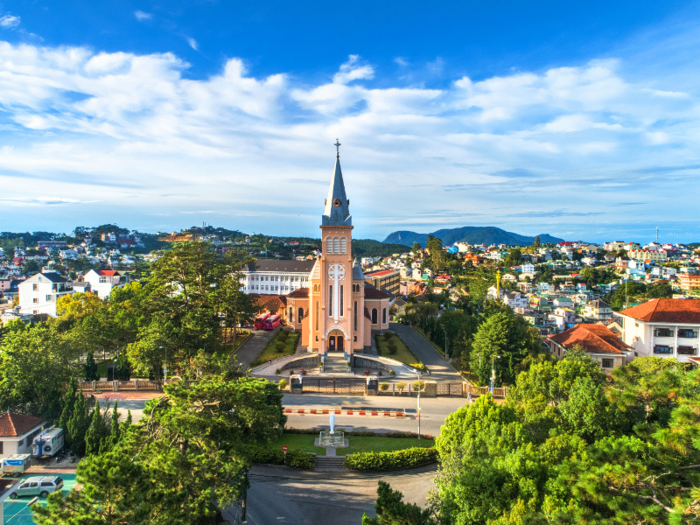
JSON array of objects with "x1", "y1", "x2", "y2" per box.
[
  {"x1": 18, "y1": 271, "x2": 75, "y2": 317},
  {"x1": 618, "y1": 299, "x2": 700, "y2": 364},
  {"x1": 521, "y1": 262, "x2": 535, "y2": 274},
  {"x1": 581, "y1": 299, "x2": 613, "y2": 322},
  {"x1": 84, "y1": 270, "x2": 129, "y2": 300},
  {"x1": 241, "y1": 260, "x2": 315, "y2": 295},
  {"x1": 0, "y1": 413, "x2": 46, "y2": 459},
  {"x1": 503, "y1": 292, "x2": 528, "y2": 310}
]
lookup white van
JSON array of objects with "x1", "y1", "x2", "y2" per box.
[{"x1": 31, "y1": 427, "x2": 64, "y2": 457}]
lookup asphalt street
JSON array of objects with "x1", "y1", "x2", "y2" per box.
[
  {"x1": 234, "y1": 327, "x2": 278, "y2": 370},
  {"x1": 390, "y1": 323, "x2": 463, "y2": 382},
  {"x1": 236, "y1": 464, "x2": 438, "y2": 525}
]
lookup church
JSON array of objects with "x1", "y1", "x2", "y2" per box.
[{"x1": 249, "y1": 145, "x2": 391, "y2": 357}]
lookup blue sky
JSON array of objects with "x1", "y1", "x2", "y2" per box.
[{"x1": 0, "y1": 1, "x2": 699, "y2": 243}]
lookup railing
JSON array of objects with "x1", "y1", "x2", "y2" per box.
[{"x1": 677, "y1": 346, "x2": 698, "y2": 356}]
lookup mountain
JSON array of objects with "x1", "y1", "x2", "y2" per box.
[{"x1": 383, "y1": 227, "x2": 564, "y2": 248}]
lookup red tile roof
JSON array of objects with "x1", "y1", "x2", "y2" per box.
[
  {"x1": 365, "y1": 269, "x2": 397, "y2": 277},
  {"x1": 364, "y1": 287, "x2": 390, "y2": 300},
  {"x1": 620, "y1": 298, "x2": 700, "y2": 324},
  {"x1": 286, "y1": 288, "x2": 309, "y2": 298},
  {"x1": 0, "y1": 413, "x2": 44, "y2": 437},
  {"x1": 250, "y1": 294, "x2": 288, "y2": 313},
  {"x1": 97, "y1": 270, "x2": 118, "y2": 276},
  {"x1": 550, "y1": 324, "x2": 631, "y2": 355}
]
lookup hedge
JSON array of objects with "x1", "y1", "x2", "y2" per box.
[
  {"x1": 250, "y1": 447, "x2": 315, "y2": 469},
  {"x1": 344, "y1": 447, "x2": 438, "y2": 471},
  {"x1": 284, "y1": 428, "x2": 433, "y2": 439}
]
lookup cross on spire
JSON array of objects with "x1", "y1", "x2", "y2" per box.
[{"x1": 334, "y1": 138, "x2": 341, "y2": 158}]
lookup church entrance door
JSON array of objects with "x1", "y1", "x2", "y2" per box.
[
  {"x1": 337, "y1": 336, "x2": 344, "y2": 352},
  {"x1": 327, "y1": 330, "x2": 345, "y2": 352},
  {"x1": 329, "y1": 336, "x2": 336, "y2": 352}
]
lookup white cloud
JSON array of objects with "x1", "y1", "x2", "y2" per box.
[
  {"x1": 0, "y1": 14, "x2": 20, "y2": 29},
  {"x1": 134, "y1": 11, "x2": 152, "y2": 21},
  {"x1": 187, "y1": 37, "x2": 198, "y2": 51},
  {"x1": 0, "y1": 43, "x2": 697, "y2": 241}
]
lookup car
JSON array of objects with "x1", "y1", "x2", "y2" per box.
[{"x1": 9, "y1": 476, "x2": 64, "y2": 499}]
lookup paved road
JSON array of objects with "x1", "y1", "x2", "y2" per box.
[
  {"x1": 234, "y1": 327, "x2": 278, "y2": 369},
  {"x1": 390, "y1": 323, "x2": 463, "y2": 382},
  {"x1": 238, "y1": 464, "x2": 437, "y2": 525}
]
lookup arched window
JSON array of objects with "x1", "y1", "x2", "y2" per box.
[
  {"x1": 333, "y1": 237, "x2": 340, "y2": 254},
  {"x1": 326, "y1": 237, "x2": 332, "y2": 254},
  {"x1": 289, "y1": 307, "x2": 293, "y2": 321},
  {"x1": 371, "y1": 308, "x2": 378, "y2": 324},
  {"x1": 382, "y1": 308, "x2": 387, "y2": 324},
  {"x1": 298, "y1": 307, "x2": 304, "y2": 323},
  {"x1": 340, "y1": 237, "x2": 347, "y2": 254}
]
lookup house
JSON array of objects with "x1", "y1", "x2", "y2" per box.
[
  {"x1": 18, "y1": 271, "x2": 75, "y2": 317},
  {"x1": 618, "y1": 298, "x2": 700, "y2": 363},
  {"x1": 678, "y1": 274, "x2": 700, "y2": 294},
  {"x1": 581, "y1": 299, "x2": 613, "y2": 322},
  {"x1": 549, "y1": 307, "x2": 577, "y2": 331},
  {"x1": 503, "y1": 292, "x2": 528, "y2": 310},
  {"x1": 84, "y1": 270, "x2": 129, "y2": 300},
  {"x1": 552, "y1": 297, "x2": 574, "y2": 309},
  {"x1": 0, "y1": 413, "x2": 46, "y2": 458},
  {"x1": 521, "y1": 262, "x2": 535, "y2": 274},
  {"x1": 548, "y1": 324, "x2": 632, "y2": 373}
]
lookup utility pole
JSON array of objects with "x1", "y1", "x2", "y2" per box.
[
  {"x1": 656, "y1": 226, "x2": 659, "y2": 244},
  {"x1": 490, "y1": 355, "x2": 501, "y2": 393}
]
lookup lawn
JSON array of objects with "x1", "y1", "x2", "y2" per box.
[
  {"x1": 376, "y1": 333, "x2": 425, "y2": 370},
  {"x1": 270, "y1": 434, "x2": 435, "y2": 455},
  {"x1": 251, "y1": 330, "x2": 300, "y2": 367}
]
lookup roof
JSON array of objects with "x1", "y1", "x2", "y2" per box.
[
  {"x1": 365, "y1": 269, "x2": 397, "y2": 277},
  {"x1": 37, "y1": 272, "x2": 68, "y2": 284},
  {"x1": 244, "y1": 260, "x2": 316, "y2": 273},
  {"x1": 0, "y1": 413, "x2": 44, "y2": 437},
  {"x1": 364, "y1": 285, "x2": 390, "y2": 300},
  {"x1": 550, "y1": 324, "x2": 631, "y2": 355},
  {"x1": 251, "y1": 294, "x2": 287, "y2": 312},
  {"x1": 620, "y1": 299, "x2": 700, "y2": 324},
  {"x1": 587, "y1": 299, "x2": 611, "y2": 308},
  {"x1": 352, "y1": 260, "x2": 365, "y2": 280},
  {"x1": 96, "y1": 270, "x2": 118, "y2": 276},
  {"x1": 322, "y1": 155, "x2": 352, "y2": 226},
  {"x1": 364, "y1": 307, "x2": 372, "y2": 320},
  {"x1": 286, "y1": 287, "x2": 310, "y2": 298}
]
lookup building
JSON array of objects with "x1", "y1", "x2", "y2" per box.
[
  {"x1": 36, "y1": 241, "x2": 66, "y2": 249},
  {"x1": 618, "y1": 298, "x2": 700, "y2": 363},
  {"x1": 678, "y1": 274, "x2": 700, "y2": 294},
  {"x1": 364, "y1": 269, "x2": 400, "y2": 296},
  {"x1": 18, "y1": 271, "x2": 75, "y2": 317},
  {"x1": 503, "y1": 292, "x2": 528, "y2": 310},
  {"x1": 628, "y1": 249, "x2": 667, "y2": 262},
  {"x1": 581, "y1": 299, "x2": 613, "y2": 322},
  {"x1": 84, "y1": 270, "x2": 129, "y2": 300},
  {"x1": 548, "y1": 323, "x2": 632, "y2": 372},
  {"x1": 241, "y1": 260, "x2": 315, "y2": 294},
  {"x1": 282, "y1": 146, "x2": 391, "y2": 355},
  {"x1": 0, "y1": 413, "x2": 46, "y2": 458}
]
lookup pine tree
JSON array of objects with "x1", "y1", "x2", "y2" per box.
[
  {"x1": 58, "y1": 377, "x2": 78, "y2": 447},
  {"x1": 115, "y1": 352, "x2": 132, "y2": 381},
  {"x1": 104, "y1": 402, "x2": 121, "y2": 452},
  {"x1": 83, "y1": 351, "x2": 99, "y2": 381},
  {"x1": 67, "y1": 391, "x2": 91, "y2": 456},
  {"x1": 85, "y1": 403, "x2": 109, "y2": 456}
]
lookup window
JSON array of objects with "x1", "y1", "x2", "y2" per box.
[
  {"x1": 289, "y1": 307, "x2": 293, "y2": 321},
  {"x1": 654, "y1": 345, "x2": 672, "y2": 354},
  {"x1": 46, "y1": 295, "x2": 52, "y2": 302},
  {"x1": 298, "y1": 307, "x2": 304, "y2": 323},
  {"x1": 371, "y1": 308, "x2": 378, "y2": 324},
  {"x1": 328, "y1": 286, "x2": 333, "y2": 316},
  {"x1": 382, "y1": 308, "x2": 387, "y2": 324},
  {"x1": 18, "y1": 439, "x2": 23, "y2": 447},
  {"x1": 99, "y1": 277, "x2": 107, "y2": 283},
  {"x1": 654, "y1": 328, "x2": 673, "y2": 337},
  {"x1": 0, "y1": 442, "x2": 3, "y2": 454},
  {"x1": 354, "y1": 336, "x2": 357, "y2": 342},
  {"x1": 32, "y1": 298, "x2": 38, "y2": 304},
  {"x1": 32, "y1": 284, "x2": 37, "y2": 291},
  {"x1": 678, "y1": 329, "x2": 698, "y2": 338},
  {"x1": 340, "y1": 237, "x2": 347, "y2": 254},
  {"x1": 333, "y1": 237, "x2": 340, "y2": 254},
  {"x1": 340, "y1": 285, "x2": 344, "y2": 316},
  {"x1": 677, "y1": 346, "x2": 697, "y2": 355},
  {"x1": 41, "y1": 482, "x2": 53, "y2": 487},
  {"x1": 601, "y1": 358, "x2": 614, "y2": 369},
  {"x1": 326, "y1": 237, "x2": 332, "y2": 254},
  {"x1": 315, "y1": 301, "x2": 319, "y2": 331},
  {"x1": 354, "y1": 301, "x2": 357, "y2": 331}
]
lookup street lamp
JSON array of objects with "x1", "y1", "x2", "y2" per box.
[
  {"x1": 160, "y1": 346, "x2": 167, "y2": 383},
  {"x1": 490, "y1": 355, "x2": 501, "y2": 393},
  {"x1": 414, "y1": 369, "x2": 421, "y2": 439}
]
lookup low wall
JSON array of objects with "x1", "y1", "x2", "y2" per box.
[
  {"x1": 280, "y1": 355, "x2": 320, "y2": 371},
  {"x1": 353, "y1": 355, "x2": 393, "y2": 374}
]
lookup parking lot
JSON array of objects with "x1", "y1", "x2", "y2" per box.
[{"x1": 2, "y1": 474, "x2": 77, "y2": 524}]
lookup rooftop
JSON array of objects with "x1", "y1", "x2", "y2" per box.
[
  {"x1": 244, "y1": 260, "x2": 316, "y2": 273},
  {"x1": 0, "y1": 413, "x2": 45, "y2": 437},
  {"x1": 620, "y1": 298, "x2": 700, "y2": 324},
  {"x1": 550, "y1": 324, "x2": 631, "y2": 355},
  {"x1": 364, "y1": 269, "x2": 397, "y2": 277}
]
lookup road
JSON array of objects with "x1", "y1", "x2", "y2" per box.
[
  {"x1": 233, "y1": 327, "x2": 278, "y2": 369},
  {"x1": 390, "y1": 323, "x2": 463, "y2": 382},
  {"x1": 234, "y1": 464, "x2": 438, "y2": 525}
]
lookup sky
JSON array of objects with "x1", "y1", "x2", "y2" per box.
[{"x1": 0, "y1": 1, "x2": 700, "y2": 243}]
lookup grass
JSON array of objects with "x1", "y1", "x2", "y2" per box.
[
  {"x1": 376, "y1": 333, "x2": 425, "y2": 370},
  {"x1": 251, "y1": 330, "x2": 301, "y2": 367},
  {"x1": 225, "y1": 330, "x2": 250, "y2": 352},
  {"x1": 414, "y1": 326, "x2": 445, "y2": 356},
  {"x1": 96, "y1": 359, "x2": 149, "y2": 380},
  {"x1": 270, "y1": 434, "x2": 435, "y2": 455}
]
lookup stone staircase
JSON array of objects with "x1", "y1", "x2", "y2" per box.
[
  {"x1": 314, "y1": 455, "x2": 347, "y2": 471},
  {"x1": 323, "y1": 354, "x2": 349, "y2": 374}
]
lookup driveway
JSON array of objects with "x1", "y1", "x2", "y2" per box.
[
  {"x1": 236, "y1": 464, "x2": 437, "y2": 525},
  {"x1": 234, "y1": 327, "x2": 278, "y2": 370},
  {"x1": 390, "y1": 323, "x2": 463, "y2": 382}
]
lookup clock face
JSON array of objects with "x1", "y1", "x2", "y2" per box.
[{"x1": 333, "y1": 198, "x2": 341, "y2": 207}]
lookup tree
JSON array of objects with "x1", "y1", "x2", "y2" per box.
[
  {"x1": 362, "y1": 481, "x2": 434, "y2": 525},
  {"x1": 105, "y1": 401, "x2": 121, "y2": 452},
  {"x1": 67, "y1": 391, "x2": 91, "y2": 456},
  {"x1": 115, "y1": 352, "x2": 132, "y2": 381},
  {"x1": 426, "y1": 236, "x2": 443, "y2": 272},
  {"x1": 35, "y1": 370, "x2": 287, "y2": 524},
  {"x1": 58, "y1": 377, "x2": 78, "y2": 446},
  {"x1": 503, "y1": 248, "x2": 522, "y2": 267},
  {"x1": 83, "y1": 351, "x2": 99, "y2": 381},
  {"x1": 85, "y1": 402, "x2": 110, "y2": 456},
  {"x1": 533, "y1": 236, "x2": 541, "y2": 248},
  {"x1": 412, "y1": 242, "x2": 422, "y2": 255}
]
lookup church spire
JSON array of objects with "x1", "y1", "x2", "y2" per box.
[{"x1": 322, "y1": 139, "x2": 352, "y2": 226}]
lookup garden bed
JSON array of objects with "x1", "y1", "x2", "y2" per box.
[
  {"x1": 270, "y1": 432, "x2": 434, "y2": 455},
  {"x1": 250, "y1": 330, "x2": 300, "y2": 367}
]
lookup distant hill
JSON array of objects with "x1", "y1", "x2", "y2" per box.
[
  {"x1": 352, "y1": 239, "x2": 413, "y2": 257},
  {"x1": 383, "y1": 227, "x2": 564, "y2": 248}
]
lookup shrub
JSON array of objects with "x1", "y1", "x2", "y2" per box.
[
  {"x1": 344, "y1": 448, "x2": 438, "y2": 471},
  {"x1": 250, "y1": 447, "x2": 314, "y2": 469},
  {"x1": 278, "y1": 378, "x2": 288, "y2": 390},
  {"x1": 275, "y1": 368, "x2": 281, "y2": 375},
  {"x1": 383, "y1": 332, "x2": 393, "y2": 341},
  {"x1": 396, "y1": 382, "x2": 406, "y2": 393},
  {"x1": 286, "y1": 449, "x2": 315, "y2": 469},
  {"x1": 275, "y1": 342, "x2": 286, "y2": 353},
  {"x1": 390, "y1": 370, "x2": 396, "y2": 376},
  {"x1": 387, "y1": 342, "x2": 398, "y2": 355},
  {"x1": 410, "y1": 363, "x2": 427, "y2": 372},
  {"x1": 413, "y1": 381, "x2": 425, "y2": 391},
  {"x1": 278, "y1": 331, "x2": 288, "y2": 342},
  {"x1": 379, "y1": 383, "x2": 389, "y2": 391}
]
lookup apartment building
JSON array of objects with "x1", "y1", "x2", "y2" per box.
[
  {"x1": 618, "y1": 298, "x2": 700, "y2": 363},
  {"x1": 18, "y1": 271, "x2": 75, "y2": 317},
  {"x1": 364, "y1": 269, "x2": 400, "y2": 296},
  {"x1": 678, "y1": 273, "x2": 700, "y2": 294},
  {"x1": 240, "y1": 260, "x2": 315, "y2": 295}
]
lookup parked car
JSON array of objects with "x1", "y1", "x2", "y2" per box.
[{"x1": 9, "y1": 476, "x2": 64, "y2": 499}]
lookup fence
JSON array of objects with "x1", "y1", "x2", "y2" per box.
[
  {"x1": 79, "y1": 380, "x2": 165, "y2": 392},
  {"x1": 297, "y1": 378, "x2": 368, "y2": 394}
]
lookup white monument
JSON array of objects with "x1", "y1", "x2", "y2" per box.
[{"x1": 318, "y1": 412, "x2": 345, "y2": 447}]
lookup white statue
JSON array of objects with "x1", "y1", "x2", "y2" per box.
[{"x1": 329, "y1": 412, "x2": 335, "y2": 434}]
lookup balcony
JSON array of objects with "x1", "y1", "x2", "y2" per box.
[
  {"x1": 678, "y1": 329, "x2": 698, "y2": 339},
  {"x1": 654, "y1": 328, "x2": 673, "y2": 337},
  {"x1": 653, "y1": 345, "x2": 673, "y2": 355},
  {"x1": 677, "y1": 346, "x2": 697, "y2": 356}
]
